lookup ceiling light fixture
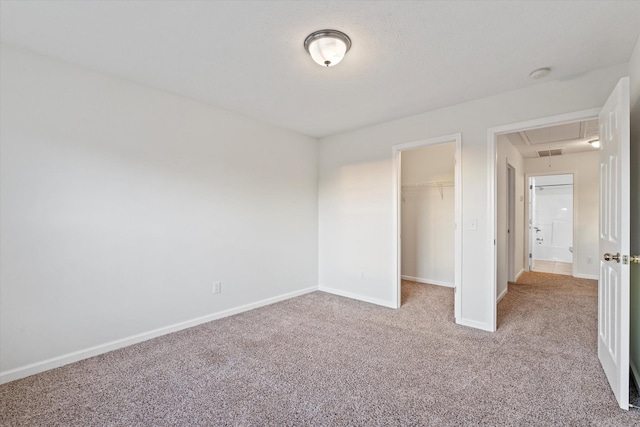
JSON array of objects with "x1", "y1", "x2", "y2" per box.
[
  {"x1": 589, "y1": 139, "x2": 601, "y2": 148},
  {"x1": 304, "y1": 29, "x2": 351, "y2": 67},
  {"x1": 529, "y1": 67, "x2": 551, "y2": 79}
]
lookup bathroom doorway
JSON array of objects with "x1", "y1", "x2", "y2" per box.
[{"x1": 528, "y1": 173, "x2": 574, "y2": 275}]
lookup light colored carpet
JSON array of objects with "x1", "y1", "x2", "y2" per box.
[{"x1": 2, "y1": 276, "x2": 639, "y2": 426}]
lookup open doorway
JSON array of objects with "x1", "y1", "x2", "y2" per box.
[
  {"x1": 488, "y1": 107, "x2": 601, "y2": 330},
  {"x1": 488, "y1": 79, "x2": 633, "y2": 410},
  {"x1": 393, "y1": 134, "x2": 461, "y2": 320},
  {"x1": 401, "y1": 143, "x2": 455, "y2": 287},
  {"x1": 528, "y1": 173, "x2": 574, "y2": 275}
]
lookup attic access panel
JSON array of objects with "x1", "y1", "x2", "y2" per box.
[{"x1": 524, "y1": 122, "x2": 581, "y2": 145}]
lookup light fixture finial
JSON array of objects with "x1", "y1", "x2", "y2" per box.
[
  {"x1": 304, "y1": 29, "x2": 351, "y2": 67},
  {"x1": 529, "y1": 67, "x2": 551, "y2": 79}
]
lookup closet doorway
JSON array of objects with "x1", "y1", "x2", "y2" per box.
[{"x1": 393, "y1": 134, "x2": 461, "y2": 320}]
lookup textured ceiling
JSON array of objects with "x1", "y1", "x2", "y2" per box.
[{"x1": 1, "y1": 1, "x2": 639, "y2": 138}]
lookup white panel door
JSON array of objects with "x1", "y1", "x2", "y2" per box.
[{"x1": 598, "y1": 77, "x2": 630, "y2": 410}]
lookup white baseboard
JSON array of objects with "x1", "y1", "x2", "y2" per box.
[
  {"x1": 573, "y1": 273, "x2": 599, "y2": 280},
  {"x1": 497, "y1": 287, "x2": 508, "y2": 303},
  {"x1": 0, "y1": 286, "x2": 317, "y2": 385},
  {"x1": 318, "y1": 285, "x2": 397, "y2": 309},
  {"x1": 515, "y1": 269, "x2": 525, "y2": 282},
  {"x1": 401, "y1": 275, "x2": 454, "y2": 288},
  {"x1": 631, "y1": 359, "x2": 640, "y2": 393},
  {"x1": 456, "y1": 317, "x2": 494, "y2": 332}
]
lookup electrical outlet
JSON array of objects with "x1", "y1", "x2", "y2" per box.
[
  {"x1": 587, "y1": 257, "x2": 593, "y2": 265},
  {"x1": 213, "y1": 281, "x2": 222, "y2": 294}
]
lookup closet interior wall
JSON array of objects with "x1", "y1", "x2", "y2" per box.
[{"x1": 401, "y1": 142, "x2": 456, "y2": 287}]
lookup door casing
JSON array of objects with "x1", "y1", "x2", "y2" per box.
[
  {"x1": 487, "y1": 107, "x2": 600, "y2": 331},
  {"x1": 507, "y1": 163, "x2": 516, "y2": 282},
  {"x1": 392, "y1": 134, "x2": 462, "y2": 320},
  {"x1": 525, "y1": 172, "x2": 577, "y2": 277}
]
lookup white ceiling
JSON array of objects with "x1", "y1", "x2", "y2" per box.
[
  {"x1": 504, "y1": 119, "x2": 601, "y2": 158},
  {"x1": 1, "y1": 1, "x2": 639, "y2": 138}
]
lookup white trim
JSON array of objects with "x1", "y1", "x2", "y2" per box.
[
  {"x1": 488, "y1": 108, "x2": 602, "y2": 136},
  {"x1": 515, "y1": 268, "x2": 525, "y2": 282},
  {"x1": 392, "y1": 133, "x2": 462, "y2": 319},
  {"x1": 573, "y1": 273, "x2": 599, "y2": 280},
  {"x1": 487, "y1": 126, "x2": 498, "y2": 332},
  {"x1": 454, "y1": 136, "x2": 463, "y2": 322},
  {"x1": 393, "y1": 145, "x2": 402, "y2": 309},
  {"x1": 525, "y1": 170, "x2": 579, "y2": 279},
  {"x1": 456, "y1": 317, "x2": 493, "y2": 332},
  {"x1": 497, "y1": 287, "x2": 508, "y2": 303},
  {"x1": 318, "y1": 286, "x2": 396, "y2": 309},
  {"x1": 401, "y1": 275, "x2": 454, "y2": 288},
  {"x1": 506, "y1": 162, "x2": 517, "y2": 282},
  {"x1": 487, "y1": 107, "x2": 601, "y2": 332},
  {"x1": 0, "y1": 286, "x2": 317, "y2": 385}
]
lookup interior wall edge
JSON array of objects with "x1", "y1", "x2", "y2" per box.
[
  {"x1": 317, "y1": 286, "x2": 396, "y2": 309},
  {"x1": 456, "y1": 317, "x2": 494, "y2": 333},
  {"x1": 497, "y1": 287, "x2": 508, "y2": 303}
]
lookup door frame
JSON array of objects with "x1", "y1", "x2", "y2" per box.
[
  {"x1": 487, "y1": 107, "x2": 600, "y2": 331},
  {"x1": 506, "y1": 163, "x2": 516, "y2": 282},
  {"x1": 525, "y1": 172, "x2": 578, "y2": 277},
  {"x1": 392, "y1": 133, "x2": 462, "y2": 320}
]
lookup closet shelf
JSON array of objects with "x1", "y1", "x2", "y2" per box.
[
  {"x1": 402, "y1": 180, "x2": 454, "y2": 188},
  {"x1": 401, "y1": 180, "x2": 454, "y2": 200}
]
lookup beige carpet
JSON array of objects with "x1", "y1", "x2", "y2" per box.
[
  {"x1": 2, "y1": 275, "x2": 639, "y2": 425},
  {"x1": 516, "y1": 270, "x2": 596, "y2": 287}
]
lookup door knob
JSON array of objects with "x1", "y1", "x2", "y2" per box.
[
  {"x1": 603, "y1": 253, "x2": 621, "y2": 263},
  {"x1": 631, "y1": 255, "x2": 640, "y2": 264}
]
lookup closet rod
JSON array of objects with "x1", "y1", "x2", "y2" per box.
[{"x1": 402, "y1": 180, "x2": 454, "y2": 188}]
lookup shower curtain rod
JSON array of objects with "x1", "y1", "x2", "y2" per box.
[{"x1": 534, "y1": 183, "x2": 573, "y2": 188}]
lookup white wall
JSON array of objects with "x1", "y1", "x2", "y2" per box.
[
  {"x1": 628, "y1": 34, "x2": 640, "y2": 385},
  {"x1": 524, "y1": 151, "x2": 599, "y2": 279},
  {"x1": 401, "y1": 143, "x2": 455, "y2": 286},
  {"x1": 318, "y1": 63, "x2": 627, "y2": 330},
  {"x1": 0, "y1": 44, "x2": 319, "y2": 379},
  {"x1": 496, "y1": 135, "x2": 525, "y2": 300}
]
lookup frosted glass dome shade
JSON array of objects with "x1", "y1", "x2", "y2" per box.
[{"x1": 304, "y1": 30, "x2": 351, "y2": 67}]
